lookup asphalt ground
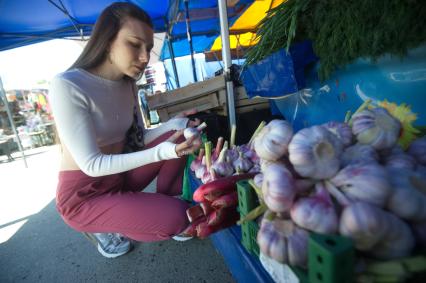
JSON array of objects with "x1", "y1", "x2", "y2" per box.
[{"x1": 0, "y1": 145, "x2": 234, "y2": 283}]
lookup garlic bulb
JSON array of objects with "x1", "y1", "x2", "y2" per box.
[
  {"x1": 382, "y1": 146, "x2": 416, "y2": 170},
  {"x1": 233, "y1": 151, "x2": 253, "y2": 173},
  {"x1": 262, "y1": 163, "x2": 296, "y2": 213},
  {"x1": 370, "y1": 211, "x2": 415, "y2": 260},
  {"x1": 257, "y1": 211, "x2": 309, "y2": 267},
  {"x1": 195, "y1": 156, "x2": 207, "y2": 179},
  {"x1": 321, "y1": 121, "x2": 353, "y2": 147},
  {"x1": 211, "y1": 147, "x2": 234, "y2": 177},
  {"x1": 341, "y1": 144, "x2": 378, "y2": 167},
  {"x1": 386, "y1": 168, "x2": 426, "y2": 222},
  {"x1": 253, "y1": 119, "x2": 293, "y2": 161},
  {"x1": 339, "y1": 201, "x2": 391, "y2": 251},
  {"x1": 190, "y1": 148, "x2": 205, "y2": 172},
  {"x1": 289, "y1": 125, "x2": 343, "y2": 179},
  {"x1": 226, "y1": 146, "x2": 239, "y2": 163},
  {"x1": 183, "y1": 122, "x2": 207, "y2": 139},
  {"x1": 290, "y1": 182, "x2": 338, "y2": 234},
  {"x1": 351, "y1": 108, "x2": 401, "y2": 150},
  {"x1": 407, "y1": 136, "x2": 426, "y2": 165},
  {"x1": 330, "y1": 163, "x2": 391, "y2": 207}
]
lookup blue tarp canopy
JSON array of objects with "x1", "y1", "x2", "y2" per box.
[{"x1": 0, "y1": 0, "x2": 253, "y2": 57}]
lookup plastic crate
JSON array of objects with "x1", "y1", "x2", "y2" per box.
[
  {"x1": 308, "y1": 233, "x2": 355, "y2": 283},
  {"x1": 241, "y1": 220, "x2": 260, "y2": 257},
  {"x1": 237, "y1": 179, "x2": 259, "y2": 216}
]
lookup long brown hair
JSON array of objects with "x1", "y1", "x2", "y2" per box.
[{"x1": 69, "y1": 2, "x2": 153, "y2": 71}]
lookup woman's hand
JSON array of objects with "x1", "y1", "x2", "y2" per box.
[
  {"x1": 169, "y1": 130, "x2": 202, "y2": 157},
  {"x1": 175, "y1": 108, "x2": 201, "y2": 128}
]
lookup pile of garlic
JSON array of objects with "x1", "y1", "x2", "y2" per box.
[
  {"x1": 250, "y1": 106, "x2": 426, "y2": 269},
  {"x1": 190, "y1": 136, "x2": 261, "y2": 184}
]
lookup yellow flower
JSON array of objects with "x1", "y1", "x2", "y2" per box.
[{"x1": 377, "y1": 100, "x2": 420, "y2": 149}]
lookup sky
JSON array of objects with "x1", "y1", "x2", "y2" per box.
[{"x1": 0, "y1": 39, "x2": 84, "y2": 91}]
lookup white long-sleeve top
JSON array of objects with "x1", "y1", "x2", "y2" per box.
[{"x1": 49, "y1": 68, "x2": 188, "y2": 177}]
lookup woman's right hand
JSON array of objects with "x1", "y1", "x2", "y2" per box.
[{"x1": 168, "y1": 130, "x2": 202, "y2": 157}]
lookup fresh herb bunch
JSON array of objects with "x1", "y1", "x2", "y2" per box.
[{"x1": 245, "y1": 0, "x2": 426, "y2": 80}]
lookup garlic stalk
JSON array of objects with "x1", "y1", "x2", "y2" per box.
[
  {"x1": 262, "y1": 163, "x2": 296, "y2": 213},
  {"x1": 321, "y1": 121, "x2": 353, "y2": 147},
  {"x1": 230, "y1": 124, "x2": 237, "y2": 148},
  {"x1": 330, "y1": 163, "x2": 391, "y2": 207},
  {"x1": 386, "y1": 168, "x2": 426, "y2": 222},
  {"x1": 290, "y1": 182, "x2": 338, "y2": 234},
  {"x1": 253, "y1": 119, "x2": 293, "y2": 161},
  {"x1": 248, "y1": 120, "x2": 266, "y2": 145},
  {"x1": 183, "y1": 122, "x2": 207, "y2": 139},
  {"x1": 340, "y1": 143, "x2": 378, "y2": 167},
  {"x1": 407, "y1": 136, "x2": 426, "y2": 165},
  {"x1": 212, "y1": 137, "x2": 224, "y2": 162},
  {"x1": 257, "y1": 211, "x2": 309, "y2": 267},
  {"x1": 351, "y1": 107, "x2": 401, "y2": 150},
  {"x1": 288, "y1": 125, "x2": 343, "y2": 179},
  {"x1": 204, "y1": 141, "x2": 212, "y2": 171}
]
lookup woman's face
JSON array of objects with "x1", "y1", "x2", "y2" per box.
[{"x1": 108, "y1": 17, "x2": 154, "y2": 79}]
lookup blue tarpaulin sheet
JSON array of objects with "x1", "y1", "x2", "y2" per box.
[{"x1": 240, "y1": 41, "x2": 317, "y2": 98}]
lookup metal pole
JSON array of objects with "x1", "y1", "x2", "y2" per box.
[
  {"x1": 0, "y1": 76, "x2": 28, "y2": 167},
  {"x1": 166, "y1": 32, "x2": 180, "y2": 89},
  {"x1": 217, "y1": 0, "x2": 236, "y2": 129},
  {"x1": 184, "y1": 0, "x2": 198, "y2": 82}
]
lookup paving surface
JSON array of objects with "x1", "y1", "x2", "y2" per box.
[{"x1": 0, "y1": 145, "x2": 235, "y2": 283}]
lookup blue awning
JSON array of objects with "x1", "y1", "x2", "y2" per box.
[{"x1": 0, "y1": 0, "x2": 253, "y2": 55}]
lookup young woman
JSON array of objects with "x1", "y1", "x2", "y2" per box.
[{"x1": 49, "y1": 2, "x2": 201, "y2": 258}]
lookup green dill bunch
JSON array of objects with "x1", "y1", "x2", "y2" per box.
[{"x1": 245, "y1": 0, "x2": 426, "y2": 81}]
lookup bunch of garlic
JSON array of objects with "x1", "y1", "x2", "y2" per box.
[
  {"x1": 321, "y1": 121, "x2": 353, "y2": 147},
  {"x1": 289, "y1": 125, "x2": 343, "y2": 179},
  {"x1": 233, "y1": 151, "x2": 253, "y2": 173},
  {"x1": 351, "y1": 108, "x2": 401, "y2": 150},
  {"x1": 407, "y1": 136, "x2": 426, "y2": 165},
  {"x1": 253, "y1": 119, "x2": 293, "y2": 161},
  {"x1": 183, "y1": 122, "x2": 207, "y2": 140},
  {"x1": 340, "y1": 144, "x2": 378, "y2": 167},
  {"x1": 381, "y1": 145, "x2": 417, "y2": 170},
  {"x1": 262, "y1": 163, "x2": 296, "y2": 213},
  {"x1": 211, "y1": 146, "x2": 234, "y2": 177},
  {"x1": 290, "y1": 182, "x2": 338, "y2": 234},
  {"x1": 329, "y1": 163, "x2": 391, "y2": 207},
  {"x1": 386, "y1": 168, "x2": 426, "y2": 222},
  {"x1": 257, "y1": 211, "x2": 309, "y2": 267}
]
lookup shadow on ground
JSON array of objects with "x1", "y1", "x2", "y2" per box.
[{"x1": 0, "y1": 199, "x2": 235, "y2": 283}]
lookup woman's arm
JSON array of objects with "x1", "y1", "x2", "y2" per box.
[{"x1": 49, "y1": 77, "x2": 179, "y2": 177}]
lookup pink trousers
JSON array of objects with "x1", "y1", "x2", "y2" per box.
[{"x1": 56, "y1": 131, "x2": 189, "y2": 242}]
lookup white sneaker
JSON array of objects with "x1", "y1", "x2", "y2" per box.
[{"x1": 83, "y1": 232, "x2": 132, "y2": 258}]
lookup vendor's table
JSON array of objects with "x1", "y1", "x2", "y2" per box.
[{"x1": 186, "y1": 168, "x2": 274, "y2": 283}]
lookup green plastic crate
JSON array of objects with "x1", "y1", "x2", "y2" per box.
[
  {"x1": 237, "y1": 179, "x2": 259, "y2": 216},
  {"x1": 241, "y1": 220, "x2": 260, "y2": 257},
  {"x1": 308, "y1": 233, "x2": 355, "y2": 283}
]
